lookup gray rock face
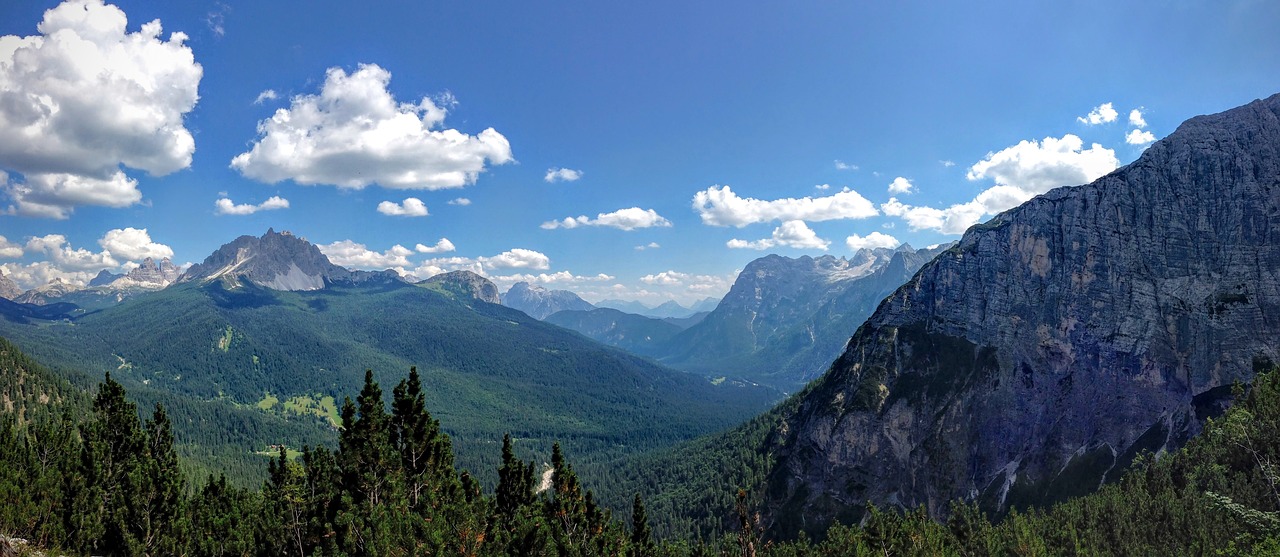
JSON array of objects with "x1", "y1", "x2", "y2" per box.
[
  {"x1": 115, "y1": 257, "x2": 181, "y2": 287},
  {"x1": 762, "y1": 93, "x2": 1280, "y2": 538},
  {"x1": 14, "y1": 278, "x2": 81, "y2": 305},
  {"x1": 179, "y1": 229, "x2": 403, "y2": 291},
  {"x1": 89, "y1": 270, "x2": 122, "y2": 287},
  {"x1": 501, "y1": 282, "x2": 595, "y2": 319},
  {"x1": 660, "y1": 245, "x2": 949, "y2": 390},
  {"x1": 419, "y1": 270, "x2": 501, "y2": 304},
  {"x1": 0, "y1": 271, "x2": 20, "y2": 300}
]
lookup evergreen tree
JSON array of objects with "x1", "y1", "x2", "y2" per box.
[
  {"x1": 74, "y1": 372, "x2": 146, "y2": 554},
  {"x1": 630, "y1": 493, "x2": 654, "y2": 556}
]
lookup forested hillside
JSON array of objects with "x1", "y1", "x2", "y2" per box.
[
  {"x1": 0, "y1": 277, "x2": 778, "y2": 491},
  {"x1": 3, "y1": 341, "x2": 1280, "y2": 555}
]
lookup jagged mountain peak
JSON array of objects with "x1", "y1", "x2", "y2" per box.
[
  {"x1": 0, "y1": 269, "x2": 22, "y2": 300},
  {"x1": 179, "y1": 229, "x2": 403, "y2": 291}
]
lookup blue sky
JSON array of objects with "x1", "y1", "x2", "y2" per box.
[{"x1": 1, "y1": 0, "x2": 1278, "y2": 304}]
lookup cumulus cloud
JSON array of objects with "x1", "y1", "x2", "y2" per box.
[
  {"x1": 814, "y1": 184, "x2": 830, "y2": 191},
  {"x1": 1077, "y1": 102, "x2": 1118, "y2": 125},
  {"x1": 377, "y1": 197, "x2": 428, "y2": 217},
  {"x1": 0, "y1": 0, "x2": 202, "y2": 217},
  {"x1": 967, "y1": 134, "x2": 1118, "y2": 193},
  {"x1": 412, "y1": 256, "x2": 483, "y2": 279},
  {"x1": 834, "y1": 160, "x2": 858, "y2": 170},
  {"x1": 492, "y1": 271, "x2": 614, "y2": 285},
  {"x1": 541, "y1": 207, "x2": 672, "y2": 231},
  {"x1": 888, "y1": 177, "x2": 914, "y2": 194},
  {"x1": 478, "y1": 248, "x2": 550, "y2": 270},
  {"x1": 639, "y1": 270, "x2": 734, "y2": 294},
  {"x1": 635, "y1": 242, "x2": 660, "y2": 251},
  {"x1": 846, "y1": 232, "x2": 900, "y2": 251},
  {"x1": 544, "y1": 167, "x2": 583, "y2": 182},
  {"x1": 253, "y1": 89, "x2": 278, "y2": 104},
  {"x1": 98, "y1": 227, "x2": 173, "y2": 260},
  {"x1": 0, "y1": 236, "x2": 25, "y2": 258},
  {"x1": 25, "y1": 234, "x2": 117, "y2": 272},
  {"x1": 940, "y1": 160, "x2": 956, "y2": 167},
  {"x1": 318, "y1": 240, "x2": 413, "y2": 270},
  {"x1": 415, "y1": 238, "x2": 455, "y2": 254},
  {"x1": 1125, "y1": 129, "x2": 1156, "y2": 145},
  {"x1": 231, "y1": 63, "x2": 512, "y2": 189},
  {"x1": 1129, "y1": 109, "x2": 1147, "y2": 128},
  {"x1": 692, "y1": 185, "x2": 878, "y2": 227},
  {"x1": 727, "y1": 220, "x2": 830, "y2": 251},
  {"x1": 448, "y1": 197, "x2": 471, "y2": 206},
  {"x1": 880, "y1": 134, "x2": 1118, "y2": 235},
  {"x1": 214, "y1": 195, "x2": 289, "y2": 215}
]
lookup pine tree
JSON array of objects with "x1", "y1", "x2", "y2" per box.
[
  {"x1": 630, "y1": 493, "x2": 654, "y2": 556},
  {"x1": 74, "y1": 372, "x2": 145, "y2": 554}
]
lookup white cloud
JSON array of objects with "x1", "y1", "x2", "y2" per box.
[
  {"x1": 967, "y1": 134, "x2": 1118, "y2": 194},
  {"x1": 541, "y1": 207, "x2": 672, "y2": 231},
  {"x1": 492, "y1": 271, "x2": 614, "y2": 285},
  {"x1": 880, "y1": 133, "x2": 1118, "y2": 235},
  {"x1": 640, "y1": 270, "x2": 689, "y2": 285},
  {"x1": 692, "y1": 185, "x2": 878, "y2": 227},
  {"x1": 940, "y1": 160, "x2": 956, "y2": 167},
  {"x1": 253, "y1": 89, "x2": 278, "y2": 104},
  {"x1": 231, "y1": 63, "x2": 512, "y2": 190},
  {"x1": 98, "y1": 227, "x2": 172, "y2": 260},
  {"x1": 888, "y1": 177, "x2": 914, "y2": 194},
  {"x1": 834, "y1": 160, "x2": 858, "y2": 170},
  {"x1": 5, "y1": 171, "x2": 141, "y2": 218},
  {"x1": 814, "y1": 184, "x2": 830, "y2": 191},
  {"x1": 377, "y1": 197, "x2": 429, "y2": 217},
  {"x1": 1077, "y1": 102, "x2": 1118, "y2": 125},
  {"x1": 1125, "y1": 129, "x2": 1156, "y2": 146},
  {"x1": 0, "y1": 236, "x2": 24, "y2": 258},
  {"x1": 1129, "y1": 108, "x2": 1147, "y2": 128},
  {"x1": 544, "y1": 167, "x2": 583, "y2": 182},
  {"x1": 415, "y1": 238, "x2": 455, "y2": 254},
  {"x1": 25, "y1": 234, "x2": 117, "y2": 272},
  {"x1": 412, "y1": 256, "x2": 483, "y2": 279},
  {"x1": 448, "y1": 197, "x2": 471, "y2": 206},
  {"x1": 634, "y1": 242, "x2": 660, "y2": 251},
  {"x1": 846, "y1": 232, "x2": 900, "y2": 251},
  {"x1": 0, "y1": 0, "x2": 202, "y2": 217},
  {"x1": 214, "y1": 195, "x2": 289, "y2": 215},
  {"x1": 479, "y1": 248, "x2": 550, "y2": 271},
  {"x1": 727, "y1": 220, "x2": 830, "y2": 251},
  {"x1": 318, "y1": 240, "x2": 413, "y2": 270},
  {"x1": 639, "y1": 270, "x2": 734, "y2": 294}
]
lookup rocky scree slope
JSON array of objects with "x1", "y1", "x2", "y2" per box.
[{"x1": 761, "y1": 93, "x2": 1280, "y2": 539}]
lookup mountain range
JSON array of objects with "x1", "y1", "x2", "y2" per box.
[{"x1": 0, "y1": 229, "x2": 778, "y2": 488}]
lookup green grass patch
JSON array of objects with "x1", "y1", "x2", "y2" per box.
[{"x1": 256, "y1": 392, "x2": 279, "y2": 411}]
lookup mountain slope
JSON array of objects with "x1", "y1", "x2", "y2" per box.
[
  {"x1": 760, "y1": 93, "x2": 1280, "y2": 538},
  {"x1": 545, "y1": 307, "x2": 684, "y2": 357},
  {"x1": 0, "y1": 232, "x2": 778, "y2": 488},
  {"x1": 660, "y1": 246, "x2": 948, "y2": 390}
]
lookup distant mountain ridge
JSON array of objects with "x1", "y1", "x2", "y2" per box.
[
  {"x1": 501, "y1": 281, "x2": 595, "y2": 319},
  {"x1": 419, "y1": 270, "x2": 501, "y2": 304},
  {"x1": 657, "y1": 245, "x2": 951, "y2": 389}
]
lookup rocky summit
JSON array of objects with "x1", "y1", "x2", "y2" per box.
[
  {"x1": 419, "y1": 270, "x2": 501, "y2": 304},
  {"x1": 0, "y1": 270, "x2": 20, "y2": 300},
  {"x1": 501, "y1": 281, "x2": 595, "y2": 319},
  {"x1": 761, "y1": 93, "x2": 1280, "y2": 538},
  {"x1": 178, "y1": 229, "x2": 403, "y2": 291}
]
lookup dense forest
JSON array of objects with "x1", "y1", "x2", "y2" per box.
[{"x1": 3, "y1": 337, "x2": 1280, "y2": 555}]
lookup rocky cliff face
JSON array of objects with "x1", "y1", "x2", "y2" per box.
[
  {"x1": 13, "y1": 278, "x2": 81, "y2": 305},
  {"x1": 115, "y1": 257, "x2": 181, "y2": 288},
  {"x1": 762, "y1": 94, "x2": 1280, "y2": 538},
  {"x1": 661, "y1": 246, "x2": 948, "y2": 390},
  {"x1": 501, "y1": 282, "x2": 595, "y2": 319},
  {"x1": 419, "y1": 270, "x2": 501, "y2": 304},
  {"x1": 0, "y1": 271, "x2": 20, "y2": 300},
  {"x1": 179, "y1": 229, "x2": 402, "y2": 291}
]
